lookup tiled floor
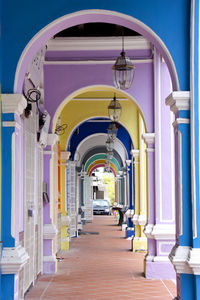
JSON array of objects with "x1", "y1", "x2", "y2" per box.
[{"x1": 25, "y1": 216, "x2": 176, "y2": 300}]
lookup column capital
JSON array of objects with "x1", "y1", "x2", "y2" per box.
[
  {"x1": 2, "y1": 94, "x2": 27, "y2": 116},
  {"x1": 169, "y1": 245, "x2": 192, "y2": 274},
  {"x1": 0, "y1": 245, "x2": 29, "y2": 274},
  {"x1": 188, "y1": 248, "x2": 200, "y2": 275},
  {"x1": 43, "y1": 224, "x2": 58, "y2": 240},
  {"x1": 60, "y1": 151, "x2": 71, "y2": 160},
  {"x1": 142, "y1": 133, "x2": 155, "y2": 146},
  {"x1": 47, "y1": 134, "x2": 59, "y2": 146},
  {"x1": 130, "y1": 149, "x2": 140, "y2": 158},
  {"x1": 165, "y1": 91, "x2": 190, "y2": 113}
]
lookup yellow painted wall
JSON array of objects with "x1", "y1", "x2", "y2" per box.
[{"x1": 53, "y1": 87, "x2": 147, "y2": 252}]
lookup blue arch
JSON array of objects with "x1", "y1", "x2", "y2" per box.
[{"x1": 67, "y1": 119, "x2": 132, "y2": 160}]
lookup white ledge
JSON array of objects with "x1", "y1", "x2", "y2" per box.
[
  {"x1": 130, "y1": 149, "x2": 140, "y2": 158},
  {"x1": 43, "y1": 224, "x2": 58, "y2": 239},
  {"x1": 132, "y1": 214, "x2": 139, "y2": 225},
  {"x1": 142, "y1": 133, "x2": 155, "y2": 146},
  {"x1": 143, "y1": 223, "x2": 154, "y2": 239},
  {"x1": 151, "y1": 224, "x2": 176, "y2": 240},
  {"x1": 2, "y1": 94, "x2": 27, "y2": 116},
  {"x1": 188, "y1": 248, "x2": 200, "y2": 275},
  {"x1": 61, "y1": 151, "x2": 71, "y2": 160},
  {"x1": 43, "y1": 254, "x2": 57, "y2": 262},
  {"x1": 138, "y1": 214, "x2": 147, "y2": 226},
  {"x1": 47, "y1": 134, "x2": 59, "y2": 146},
  {"x1": 125, "y1": 209, "x2": 134, "y2": 218},
  {"x1": 0, "y1": 245, "x2": 29, "y2": 274},
  {"x1": 165, "y1": 91, "x2": 190, "y2": 113},
  {"x1": 47, "y1": 36, "x2": 151, "y2": 51},
  {"x1": 169, "y1": 245, "x2": 192, "y2": 274}
]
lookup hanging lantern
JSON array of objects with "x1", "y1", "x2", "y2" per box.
[
  {"x1": 112, "y1": 36, "x2": 135, "y2": 90},
  {"x1": 106, "y1": 136, "x2": 114, "y2": 152},
  {"x1": 107, "y1": 122, "x2": 118, "y2": 140},
  {"x1": 104, "y1": 160, "x2": 111, "y2": 172},
  {"x1": 107, "y1": 150, "x2": 113, "y2": 160},
  {"x1": 108, "y1": 95, "x2": 122, "y2": 122}
]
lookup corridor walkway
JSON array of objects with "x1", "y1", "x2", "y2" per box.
[{"x1": 25, "y1": 216, "x2": 176, "y2": 300}]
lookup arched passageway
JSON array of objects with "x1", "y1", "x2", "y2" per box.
[{"x1": 1, "y1": 6, "x2": 196, "y2": 300}]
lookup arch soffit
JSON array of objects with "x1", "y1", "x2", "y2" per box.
[
  {"x1": 84, "y1": 152, "x2": 121, "y2": 172},
  {"x1": 89, "y1": 164, "x2": 116, "y2": 177},
  {"x1": 14, "y1": 9, "x2": 179, "y2": 94},
  {"x1": 74, "y1": 133, "x2": 128, "y2": 165},
  {"x1": 54, "y1": 85, "x2": 147, "y2": 147},
  {"x1": 87, "y1": 160, "x2": 118, "y2": 175}
]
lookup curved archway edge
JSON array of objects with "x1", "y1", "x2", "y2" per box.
[{"x1": 14, "y1": 9, "x2": 179, "y2": 93}]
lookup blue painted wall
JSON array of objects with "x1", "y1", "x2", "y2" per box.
[
  {"x1": 1, "y1": 0, "x2": 190, "y2": 92},
  {"x1": 68, "y1": 119, "x2": 132, "y2": 160}
]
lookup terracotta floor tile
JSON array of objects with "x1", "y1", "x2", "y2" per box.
[{"x1": 25, "y1": 216, "x2": 177, "y2": 300}]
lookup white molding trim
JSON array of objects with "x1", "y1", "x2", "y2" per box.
[
  {"x1": 153, "y1": 255, "x2": 170, "y2": 262},
  {"x1": 60, "y1": 151, "x2": 71, "y2": 160},
  {"x1": 145, "y1": 255, "x2": 155, "y2": 262},
  {"x1": 173, "y1": 118, "x2": 190, "y2": 128},
  {"x1": 143, "y1": 223, "x2": 154, "y2": 239},
  {"x1": 3, "y1": 121, "x2": 21, "y2": 130},
  {"x1": 47, "y1": 134, "x2": 59, "y2": 146},
  {"x1": 45, "y1": 59, "x2": 152, "y2": 65},
  {"x1": 43, "y1": 223, "x2": 58, "y2": 240},
  {"x1": 132, "y1": 214, "x2": 139, "y2": 225},
  {"x1": 165, "y1": 91, "x2": 190, "y2": 113},
  {"x1": 0, "y1": 245, "x2": 29, "y2": 274},
  {"x1": 142, "y1": 133, "x2": 155, "y2": 146},
  {"x1": 47, "y1": 36, "x2": 151, "y2": 51},
  {"x1": 169, "y1": 245, "x2": 192, "y2": 274},
  {"x1": 2, "y1": 94, "x2": 27, "y2": 116},
  {"x1": 146, "y1": 148, "x2": 155, "y2": 153},
  {"x1": 43, "y1": 254, "x2": 57, "y2": 262},
  {"x1": 151, "y1": 224, "x2": 176, "y2": 240},
  {"x1": 130, "y1": 149, "x2": 140, "y2": 158},
  {"x1": 138, "y1": 214, "x2": 147, "y2": 226},
  {"x1": 125, "y1": 209, "x2": 135, "y2": 218},
  {"x1": 188, "y1": 248, "x2": 200, "y2": 275}
]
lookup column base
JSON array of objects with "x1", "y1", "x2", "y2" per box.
[
  {"x1": 145, "y1": 256, "x2": 176, "y2": 279},
  {"x1": 132, "y1": 237, "x2": 147, "y2": 252},
  {"x1": 43, "y1": 254, "x2": 57, "y2": 274}
]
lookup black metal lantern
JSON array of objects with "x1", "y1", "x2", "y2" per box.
[
  {"x1": 106, "y1": 136, "x2": 114, "y2": 152},
  {"x1": 107, "y1": 150, "x2": 113, "y2": 160},
  {"x1": 112, "y1": 36, "x2": 135, "y2": 90},
  {"x1": 107, "y1": 122, "x2": 118, "y2": 140},
  {"x1": 108, "y1": 95, "x2": 122, "y2": 122}
]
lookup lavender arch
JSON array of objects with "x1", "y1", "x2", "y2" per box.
[{"x1": 14, "y1": 9, "x2": 179, "y2": 93}]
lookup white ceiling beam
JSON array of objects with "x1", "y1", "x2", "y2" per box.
[{"x1": 46, "y1": 36, "x2": 151, "y2": 51}]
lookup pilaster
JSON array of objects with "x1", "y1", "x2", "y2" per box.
[
  {"x1": 1, "y1": 94, "x2": 27, "y2": 300},
  {"x1": 43, "y1": 134, "x2": 59, "y2": 273},
  {"x1": 166, "y1": 91, "x2": 193, "y2": 295},
  {"x1": 60, "y1": 151, "x2": 71, "y2": 250},
  {"x1": 130, "y1": 149, "x2": 147, "y2": 251}
]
